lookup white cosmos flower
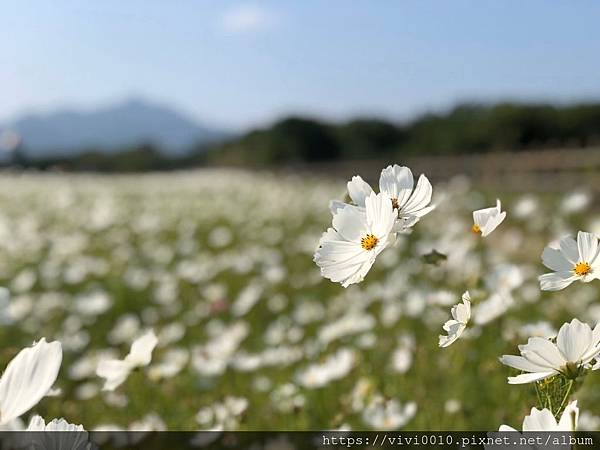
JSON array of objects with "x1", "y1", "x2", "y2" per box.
[
  {"x1": 22, "y1": 416, "x2": 90, "y2": 450},
  {"x1": 539, "y1": 231, "x2": 600, "y2": 291},
  {"x1": 315, "y1": 192, "x2": 396, "y2": 287},
  {"x1": 0, "y1": 338, "x2": 62, "y2": 425},
  {"x1": 439, "y1": 291, "x2": 471, "y2": 348},
  {"x1": 27, "y1": 415, "x2": 86, "y2": 431},
  {"x1": 330, "y1": 165, "x2": 434, "y2": 232},
  {"x1": 472, "y1": 199, "x2": 506, "y2": 236},
  {"x1": 96, "y1": 330, "x2": 158, "y2": 391},
  {"x1": 500, "y1": 319, "x2": 600, "y2": 384},
  {"x1": 379, "y1": 165, "x2": 435, "y2": 230},
  {"x1": 499, "y1": 400, "x2": 579, "y2": 431}
]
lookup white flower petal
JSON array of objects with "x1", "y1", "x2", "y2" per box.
[
  {"x1": 556, "y1": 319, "x2": 593, "y2": 363},
  {"x1": 577, "y1": 231, "x2": 598, "y2": 264},
  {"x1": 27, "y1": 415, "x2": 85, "y2": 432},
  {"x1": 125, "y1": 330, "x2": 158, "y2": 367},
  {"x1": 472, "y1": 200, "x2": 506, "y2": 237},
  {"x1": 539, "y1": 271, "x2": 576, "y2": 291},
  {"x1": 559, "y1": 236, "x2": 579, "y2": 265},
  {"x1": 481, "y1": 211, "x2": 506, "y2": 237},
  {"x1": 499, "y1": 355, "x2": 550, "y2": 373},
  {"x1": 332, "y1": 206, "x2": 367, "y2": 243},
  {"x1": 0, "y1": 339, "x2": 62, "y2": 425},
  {"x1": 507, "y1": 371, "x2": 555, "y2": 384},
  {"x1": 438, "y1": 292, "x2": 470, "y2": 348},
  {"x1": 521, "y1": 337, "x2": 566, "y2": 368},
  {"x1": 329, "y1": 200, "x2": 347, "y2": 216},
  {"x1": 347, "y1": 176, "x2": 373, "y2": 208},
  {"x1": 522, "y1": 408, "x2": 558, "y2": 431},
  {"x1": 379, "y1": 165, "x2": 413, "y2": 202},
  {"x1": 365, "y1": 192, "x2": 395, "y2": 239},
  {"x1": 557, "y1": 401, "x2": 579, "y2": 431},
  {"x1": 542, "y1": 247, "x2": 573, "y2": 272},
  {"x1": 400, "y1": 174, "x2": 433, "y2": 216},
  {"x1": 96, "y1": 359, "x2": 131, "y2": 391}
]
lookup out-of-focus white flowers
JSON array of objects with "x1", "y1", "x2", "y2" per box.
[
  {"x1": 472, "y1": 199, "x2": 506, "y2": 237},
  {"x1": 517, "y1": 321, "x2": 557, "y2": 340},
  {"x1": 317, "y1": 312, "x2": 375, "y2": 345},
  {"x1": 0, "y1": 287, "x2": 11, "y2": 325},
  {"x1": 148, "y1": 348, "x2": 189, "y2": 381},
  {"x1": 195, "y1": 396, "x2": 248, "y2": 430},
  {"x1": 315, "y1": 192, "x2": 396, "y2": 287},
  {"x1": 578, "y1": 411, "x2": 600, "y2": 431},
  {"x1": 500, "y1": 319, "x2": 600, "y2": 384},
  {"x1": 192, "y1": 322, "x2": 248, "y2": 376},
  {"x1": 96, "y1": 330, "x2": 158, "y2": 391},
  {"x1": 128, "y1": 412, "x2": 166, "y2": 432},
  {"x1": 391, "y1": 335, "x2": 415, "y2": 374},
  {"x1": 472, "y1": 293, "x2": 513, "y2": 326},
  {"x1": 539, "y1": 231, "x2": 600, "y2": 291},
  {"x1": 3, "y1": 170, "x2": 598, "y2": 431},
  {"x1": 0, "y1": 338, "x2": 62, "y2": 425},
  {"x1": 513, "y1": 195, "x2": 538, "y2": 219},
  {"x1": 75, "y1": 290, "x2": 112, "y2": 317},
  {"x1": 439, "y1": 291, "x2": 471, "y2": 348},
  {"x1": 500, "y1": 400, "x2": 578, "y2": 431},
  {"x1": 297, "y1": 348, "x2": 355, "y2": 388},
  {"x1": 362, "y1": 396, "x2": 417, "y2": 430},
  {"x1": 561, "y1": 191, "x2": 590, "y2": 214},
  {"x1": 270, "y1": 383, "x2": 305, "y2": 413}
]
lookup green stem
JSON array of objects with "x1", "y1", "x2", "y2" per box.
[
  {"x1": 556, "y1": 379, "x2": 574, "y2": 419},
  {"x1": 534, "y1": 382, "x2": 544, "y2": 409}
]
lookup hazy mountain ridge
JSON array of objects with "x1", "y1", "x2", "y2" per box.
[{"x1": 0, "y1": 99, "x2": 229, "y2": 158}]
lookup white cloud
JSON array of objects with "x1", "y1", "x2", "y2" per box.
[{"x1": 219, "y1": 4, "x2": 276, "y2": 34}]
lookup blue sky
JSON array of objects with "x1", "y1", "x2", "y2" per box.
[{"x1": 2, "y1": 1, "x2": 600, "y2": 130}]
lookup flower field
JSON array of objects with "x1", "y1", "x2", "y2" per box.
[{"x1": 0, "y1": 169, "x2": 599, "y2": 431}]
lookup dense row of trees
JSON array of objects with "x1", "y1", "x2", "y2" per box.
[
  {"x1": 205, "y1": 102, "x2": 600, "y2": 166},
  {"x1": 8, "y1": 102, "x2": 600, "y2": 171},
  {"x1": 10, "y1": 144, "x2": 187, "y2": 172}
]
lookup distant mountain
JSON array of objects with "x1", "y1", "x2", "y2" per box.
[{"x1": 0, "y1": 99, "x2": 228, "y2": 159}]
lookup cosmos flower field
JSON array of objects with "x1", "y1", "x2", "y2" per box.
[{"x1": 1, "y1": 169, "x2": 600, "y2": 431}]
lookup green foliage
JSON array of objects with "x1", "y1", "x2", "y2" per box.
[
  {"x1": 9, "y1": 101, "x2": 600, "y2": 171},
  {"x1": 207, "y1": 102, "x2": 600, "y2": 165}
]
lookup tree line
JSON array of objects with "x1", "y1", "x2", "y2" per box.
[{"x1": 10, "y1": 102, "x2": 600, "y2": 172}]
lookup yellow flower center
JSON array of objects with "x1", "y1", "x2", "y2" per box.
[
  {"x1": 471, "y1": 224, "x2": 481, "y2": 234},
  {"x1": 391, "y1": 198, "x2": 399, "y2": 209},
  {"x1": 361, "y1": 234, "x2": 378, "y2": 251},
  {"x1": 573, "y1": 262, "x2": 591, "y2": 277}
]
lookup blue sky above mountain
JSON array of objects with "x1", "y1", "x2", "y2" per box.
[{"x1": 2, "y1": 1, "x2": 600, "y2": 131}]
